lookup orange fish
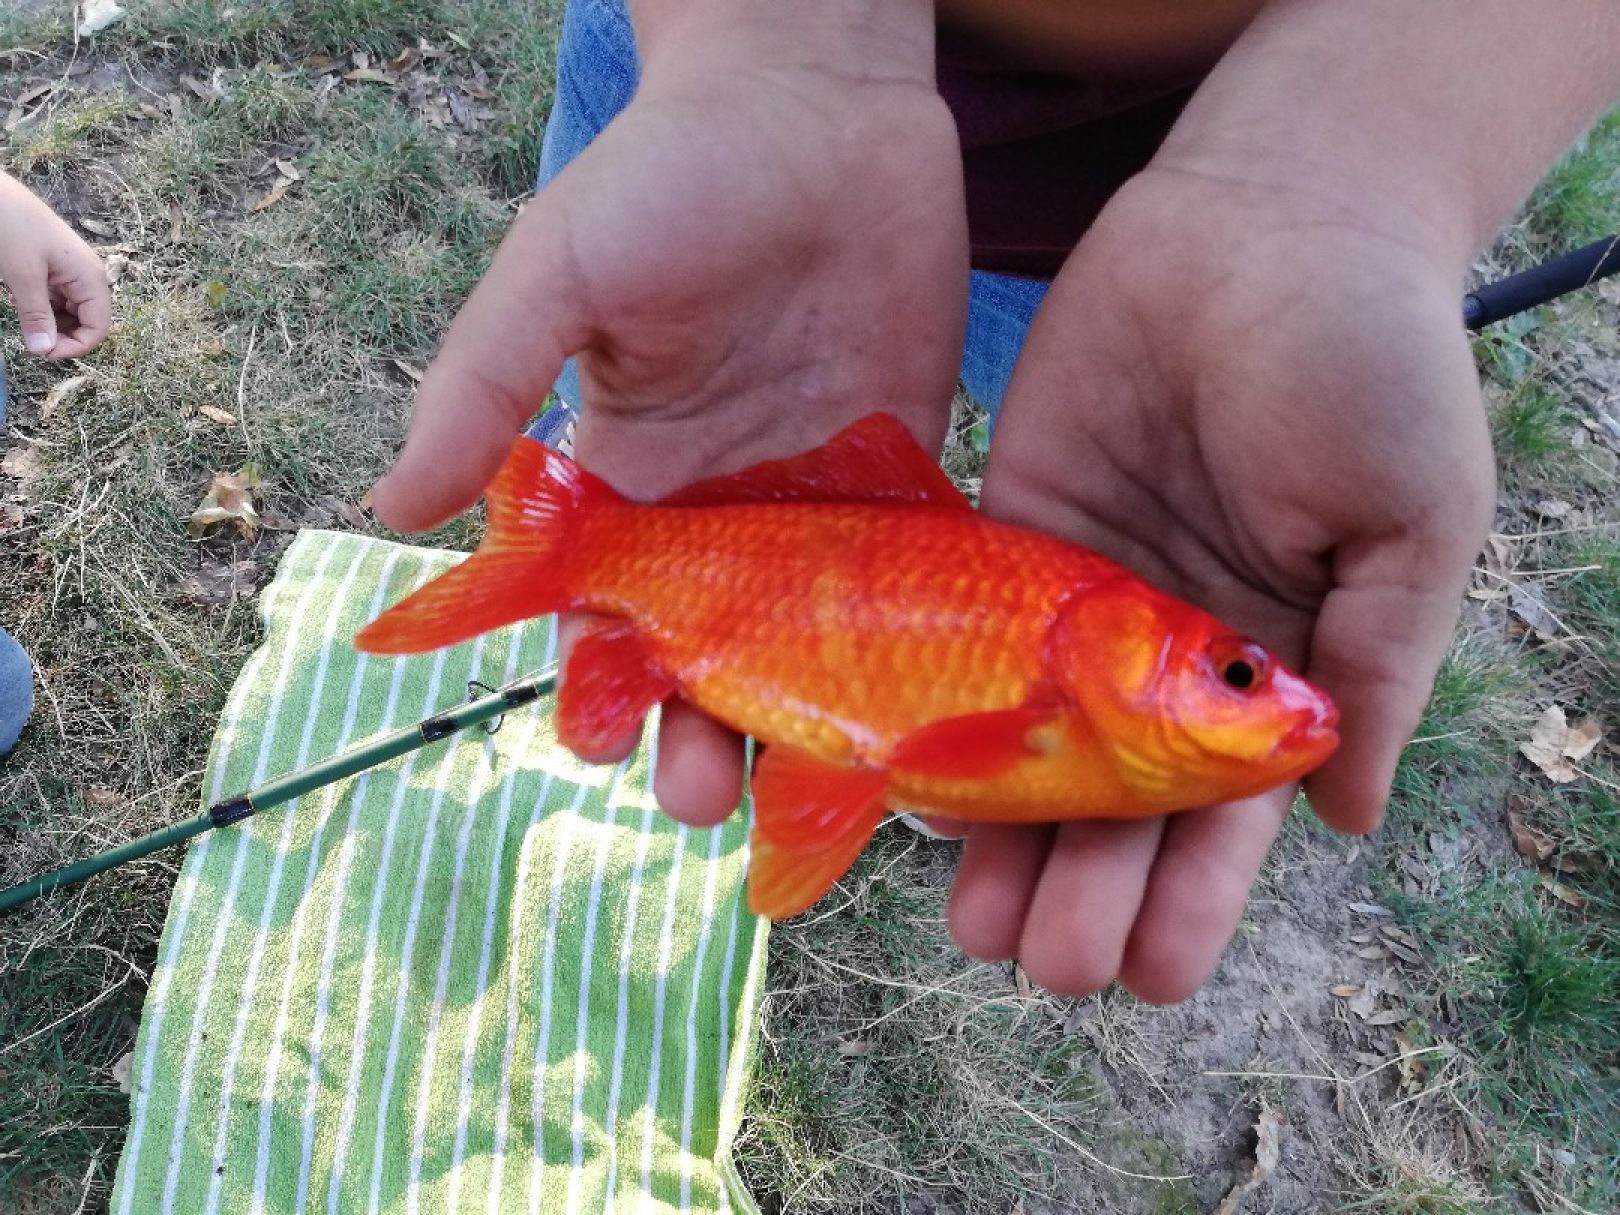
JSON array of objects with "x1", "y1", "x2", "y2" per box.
[{"x1": 357, "y1": 414, "x2": 1338, "y2": 919}]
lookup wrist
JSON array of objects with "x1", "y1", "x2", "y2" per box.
[
  {"x1": 632, "y1": 0, "x2": 937, "y2": 89},
  {"x1": 1153, "y1": 0, "x2": 1620, "y2": 278}
]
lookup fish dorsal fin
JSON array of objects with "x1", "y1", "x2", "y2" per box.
[{"x1": 660, "y1": 413, "x2": 971, "y2": 510}]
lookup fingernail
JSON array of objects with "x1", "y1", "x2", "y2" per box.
[{"x1": 25, "y1": 331, "x2": 55, "y2": 355}]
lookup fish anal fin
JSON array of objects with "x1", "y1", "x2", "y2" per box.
[
  {"x1": 557, "y1": 622, "x2": 676, "y2": 759},
  {"x1": 745, "y1": 745, "x2": 888, "y2": 920},
  {"x1": 887, "y1": 707, "x2": 1062, "y2": 781},
  {"x1": 661, "y1": 413, "x2": 970, "y2": 510}
]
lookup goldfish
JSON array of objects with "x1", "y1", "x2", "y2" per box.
[{"x1": 357, "y1": 413, "x2": 1338, "y2": 920}]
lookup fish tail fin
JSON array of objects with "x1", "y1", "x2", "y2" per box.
[{"x1": 355, "y1": 437, "x2": 618, "y2": 654}]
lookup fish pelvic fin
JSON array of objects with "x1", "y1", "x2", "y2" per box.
[
  {"x1": 887, "y1": 706, "x2": 1065, "y2": 780},
  {"x1": 746, "y1": 745, "x2": 888, "y2": 920},
  {"x1": 355, "y1": 437, "x2": 618, "y2": 654},
  {"x1": 557, "y1": 622, "x2": 676, "y2": 759}
]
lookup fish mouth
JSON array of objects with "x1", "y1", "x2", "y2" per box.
[{"x1": 1280, "y1": 700, "x2": 1341, "y2": 761}]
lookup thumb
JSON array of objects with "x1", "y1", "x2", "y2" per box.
[
  {"x1": 8, "y1": 271, "x2": 59, "y2": 356},
  {"x1": 1301, "y1": 534, "x2": 1477, "y2": 834},
  {"x1": 370, "y1": 201, "x2": 591, "y2": 532}
]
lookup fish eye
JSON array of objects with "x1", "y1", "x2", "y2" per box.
[
  {"x1": 1222, "y1": 659, "x2": 1257, "y2": 690},
  {"x1": 1207, "y1": 638, "x2": 1270, "y2": 694}
]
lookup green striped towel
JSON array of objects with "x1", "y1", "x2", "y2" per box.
[{"x1": 109, "y1": 529, "x2": 768, "y2": 1214}]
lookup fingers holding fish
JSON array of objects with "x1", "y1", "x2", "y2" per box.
[
  {"x1": 1300, "y1": 555, "x2": 1484, "y2": 837},
  {"x1": 946, "y1": 823, "x2": 1054, "y2": 961},
  {"x1": 1117, "y1": 790, "x2": 1293, "y2": 1004},
  {"x1": 1011, "y1": 817, "x2": 1166, "y2": 999},
  {"x1": 651, "y1": 700, "x2": 745, "y2": 827}
]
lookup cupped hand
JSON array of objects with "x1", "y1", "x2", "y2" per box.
[
  {"x1": 0, "y1": 174, "x2": 111, "y2": 359},
  {"x1": 372, "y1": 45, "x2": 968, "y2": 819},
  {"x1": 952, "y1": 165, "x2": 1495, "y2": 1001}
]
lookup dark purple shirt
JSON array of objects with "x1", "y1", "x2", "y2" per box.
[{"x1": 937, "y1": 28, "x2": 1198, "y2": 278}]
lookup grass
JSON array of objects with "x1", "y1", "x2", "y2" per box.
[{"x1": 1, "y1": 6, "x2": 1618, "y2": 1213}]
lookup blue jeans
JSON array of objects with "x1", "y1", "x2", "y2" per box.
[
  {"x1": 0, "y1": 360, "x2": 33, "y2": 755},
  {"x1": 534, "y1": 0, "x2": 1048, "y2": 431}
]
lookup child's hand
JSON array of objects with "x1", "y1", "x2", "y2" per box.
[{"x1": 0, "y1": 173, "x2": 111, "y2": 359}]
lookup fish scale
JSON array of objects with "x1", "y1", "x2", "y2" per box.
[{"x1": 576, "y1": 501, "x2": 1100, "y2": 763}]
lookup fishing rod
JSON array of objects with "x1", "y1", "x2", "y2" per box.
[
  {"x1": 0, "y1": 667, "x2": 557, "y2": 914},
  {"x1": 1464, "y1": 233, "x2": 1620, "y2": 329},
  {"x1": 2, "y1": 235, "x2": 1617, "y2": 916}
]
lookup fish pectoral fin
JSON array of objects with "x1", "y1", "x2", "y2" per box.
[
  {"x1": 557, "y1": 622, "x2": 676, "y2": 758},
  {"x1": 746, "y1": 746, "x2": 888, "y2": 920},
  {"x1": 887, "y1": 707, "x2": 1062, "y2": 780},
  {"x1": 660, "y1": 413, "x2": 971, "y2": 511}
]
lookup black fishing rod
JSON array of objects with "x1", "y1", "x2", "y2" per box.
[
  {"x1": 2, "y1": 235, "x2": 1617, "y2": 916},
  {"x1": 1464, "y1": 233, "x2": 1620, "y2": 329},
  {"x1": 0, "y1": 668, "x2": 557, "y2": 914}
]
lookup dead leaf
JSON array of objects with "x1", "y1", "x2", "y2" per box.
[
  {"x1": 1533, "y1": 498, "x2": 1574, "y2": 520},
  {"x1": 41, "y1": 373, "x2": 92, "y2": 419},
  {"x1": 77, "y1": 0, "x2": 126, "y2": 37},
  {"x1": 187, "y1": 466, "x2": 262, "y2": 538},
  {"x1": 111, "y1": 1050, "x2": 133, "y2": 1094},
  {"x1": 1382, "y1": 939, "x2": 1424, "y2": 966},
  {"x1": 1393, "y1": 1031, "x2": 1426, "y2": 1095},
  {"x1": 0, "y1": 502, "x2": 25, "y2": 530},
  {"x1": 386, "y1": 47, "x2": 422, "y2": 73},
  {"x1": 139, "y1": 101, "x2": 166, "y2": 120},
  {"x1": 181, "y1": 73, "x2": 223, "y2": 102},
  {"x1": 1379, "y1": 925, "x2": 1420, "y2": 949},
  {"x1": 1508, "y1": 808, "x2": 1556, "y2": 861},
  {"x1": 274, "y1": 158, "x2": 303, "y2": 181},
  {"x1": 197, "y1": 405, "x2": 237, "y2": 426},
  {"x1": 836, "y1": 1038, "x2": 874, "y2": 1057},
  {"x1": 168, "y1": 200, "x2": 184, "y2": 244},
  {"x1": 334, "y1": 499, "x2": 368, "y2": 530},
  {"x1": 1509, "y1": 581, "x2": 1561, "y2": 640},
  {"x1": 1521, "y1": 705, "x2": 1604, "y2": 782},
  {"x1": 1, "y1": 441, "x2": 44, "y2": 483},
  {"x1": 390, "y1": 357, "x2": 424, "y2": 383},
  {"x1": 1013, "y1": 962, "x2": 1031, "y2": 1000},
  {"x1": 1551, "y1": 850, "x2": 1602, "y2": 875},
  {"x1": 1355, "y1": 944, "x2": 1393, "y2": 961},
  {"x1": 174, "y1": 559, "x2": 260, "y2": 607},
  {"x1": 1538, "y1": 874, "x2": 1588, "y2": 909},
  {"x1": 1347, "y1": 901, "x2": 1393, "y2": 917},
  {"x1": 344, "y1": 67, "x2": 395, "y2": 85},
  {"x1": 303, "y1": 54, "x2": 344, "y2": 73},
  {"x1": 1328, "y1": 984, "x2": 1363, "y2": 999},
  {"x1": 251, "y1": 176, "x2": 295, "y2": 212},
  {"x1": 1213, "y1": 1108, "x2": 1283, "y2": 1215},
  {"x1": 85, "y1": 785, "x2": 123, "y2": 809},
  {"x1": 1363, "y1": 1008, "x2": 1413, "y2": 1027},
  {"x1": 13, "y1": 81, "x2": 54, "y2": 108}
]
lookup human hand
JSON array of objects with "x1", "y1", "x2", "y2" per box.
[
  {"x1": 372, "y1": 2, "x2": 966, "y2": 818},
  {"x1": 0, "y1": 173, "x2": 111, "y2": 359},
  {"x1": 952, "y1": 164, "x2": 1494, "y2": 1001}
]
